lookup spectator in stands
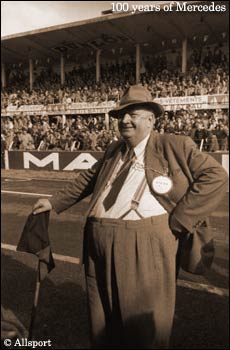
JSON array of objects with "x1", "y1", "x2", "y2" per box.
[
  {"x1": 4, "y1": 130, "x2": 14, "y2": 150},
  {"x1": 18, "y1": 128, "x2": 34, "y2": 150},
  {"x1": 193, "y1": 122, "x2": 208, "y2": 149},
  {"x1": 11, "y1": 131, "x2": 22, "y2": 150},
  {"x1": 174, "y1": 115, "x2": 184, "y2": 134},
  {"x1": 206, "y1": 130, "x2": 219, "y2": 152},
  {"x1": 214, "y1": 120, "x2": 229, "y2": 150},
  {"x1": 89, "y1": 130, "x2": 98, "y2": 151}
]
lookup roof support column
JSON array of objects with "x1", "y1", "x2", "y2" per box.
[
  {"x1": 29, "y1": 58, "x2": 34, "y2": 91},
  {"x1": 60, "y1": 54, "x2": 65, "y2": 86},
  {"x1": 105, "y1": 112, "x2": 109, "y2": 130},
  {"x1": 182, "y1": 38, "x2": 187, "y2": 74},
  {"x1": 96, "y1": 49, "x2": 101, "y2": 83},
  {"x1": 136, "y1": 43, "x2": 141, "y2": 84},
  {"x1": 1, "y1": 63, "x2": 6, "y2": 88}
]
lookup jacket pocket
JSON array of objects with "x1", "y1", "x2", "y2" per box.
[{"x1": 180, "y1": 220, "x2": 215, "y2": 275}]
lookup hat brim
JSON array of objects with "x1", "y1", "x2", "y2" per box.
[{"x1": 109, "y1": 101, "x2": 164, "y2": 118}]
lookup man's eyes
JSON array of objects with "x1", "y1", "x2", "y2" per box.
[{"x1": 119, "y1": 113, "x2": 143, "y2": 119}]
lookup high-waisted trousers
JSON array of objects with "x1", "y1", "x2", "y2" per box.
[{"x1": 84, "y1": 214, "x2": 178, "y2": 349}]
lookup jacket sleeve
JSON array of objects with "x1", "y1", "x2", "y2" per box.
[
  {"x1": 170, "y1": 137, "x2": 228, "y2": 234},
  {"x1": 49, "y1": 157, "x2": 104, "y2": 214}
]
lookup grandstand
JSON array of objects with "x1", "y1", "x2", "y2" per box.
[{"x1": 1, "y1": 0, "x2": 229, "y2": 163}]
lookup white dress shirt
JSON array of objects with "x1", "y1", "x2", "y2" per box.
[{"x1": 90, "y1": 134, "x2": 167, "y2": 220}]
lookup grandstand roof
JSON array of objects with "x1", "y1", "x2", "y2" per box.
[{"x1": 1, "y1": 1, "x2": 229, "y2": 64}]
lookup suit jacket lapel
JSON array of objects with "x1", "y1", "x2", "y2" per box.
[
  {"x1": 145, "y1": 132, "x2": 169, "y2": 181},
  {"x1": 145, "y1": 132, "x2": 175, "y2": 212}
]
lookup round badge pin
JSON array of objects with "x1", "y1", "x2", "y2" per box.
[{"x1": 151, "y1": 176, "x2": 173, "y2": 194}]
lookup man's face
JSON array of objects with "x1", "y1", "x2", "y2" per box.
[{"x1": 118, "y1": 106, "x2": 155, "y2": 146}]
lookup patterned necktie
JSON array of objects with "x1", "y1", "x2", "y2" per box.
[{"x1": 103, "y1": 147, "x2": 135, "y2": 211}]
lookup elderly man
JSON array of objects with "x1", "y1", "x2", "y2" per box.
[{"x1": 33, "y1": 85, "x2": 228, "y2": 349}]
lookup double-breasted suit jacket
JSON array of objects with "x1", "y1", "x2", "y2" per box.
[{"x1": 50, "y1": 131, "x2": 228, "y2": 272}]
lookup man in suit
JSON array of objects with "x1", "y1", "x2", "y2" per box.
[{"x1": 33, "y1": 85, "x2": 228, "y2": 349}]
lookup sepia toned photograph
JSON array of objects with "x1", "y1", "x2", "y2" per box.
[{"x1": 1, "y1": 1, "x2": 229, "y2": 349}]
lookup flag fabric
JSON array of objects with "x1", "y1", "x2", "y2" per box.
[{"x1": 17, "y1": 212, "x2": 55, "y2": 274}]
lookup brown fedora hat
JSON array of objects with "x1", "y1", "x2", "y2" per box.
[{"x1": 109, "y1": 84, "x2": 164, "y2": 118}]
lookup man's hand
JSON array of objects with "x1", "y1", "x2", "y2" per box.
[
  {"x1": 33, "y1": 198, "x2": 53, "y2": 215},
  {"x1": 169, "y1": 214, "x2": 188, "y2": 236}
]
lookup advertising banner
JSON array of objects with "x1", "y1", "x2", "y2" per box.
[
  {"x1": 7, "y1": 151, "x2": 104, "y2": 171},
  {"x1": 154, "y1": 95, "x2": 209, "y2": 111},
  {"x1": 6, "y1": 151, "x2": 228, "y2": 174},
  {"x1": 208, "y1": 94, "x2": 229, "y2": 109},
  {"x1": 2, "y1": 95, "x2": 228, "y2": 116}
]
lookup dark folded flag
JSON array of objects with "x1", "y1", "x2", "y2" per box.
[{"x1": 17, "y1": 212, "x2": 55, "y2": 274}]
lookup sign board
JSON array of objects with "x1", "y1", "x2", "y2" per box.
[
  {"x1": 7, "y1": 151, "x2": 104, "y2": 171},
  {"x1": 2, "y1": 94, "x2": 228, "y2": 116},
  {"x1": 6, "y1": 151, "x2": 228, "y2": 174}
]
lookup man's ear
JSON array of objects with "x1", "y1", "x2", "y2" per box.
[{"x1": 149, "y1": 113, "x2": 155, "y2": 126}]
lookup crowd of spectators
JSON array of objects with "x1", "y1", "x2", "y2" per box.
[
  {"x1": 1, "y1": 109, "x2": 228, "y2": 153},
  {"x1": 1, "y1": 45, "x2": 229, "y2": 154},
  {"x1": 1, "y1": 113, "x2": 119, "y2": 152},
  {"x1": 155, "y1": 108, "x2": 229, "y2": 152},
  {"x1": 1, "y1": 46, "x2": 229, "y2": 109}
]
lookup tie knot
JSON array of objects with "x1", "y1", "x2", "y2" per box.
[{"x1": 123, "y1": 147, "x2": 135, "y2": 162}]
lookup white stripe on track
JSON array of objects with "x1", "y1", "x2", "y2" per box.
[
  {"x1": 1, "y1": 243, "x2": 80, "y2": 264},
  {"x1": 1, "y1": 243, "x2": 228, "y2": 296},
  {"x1": 177, "y1": 279, "x2": 229, "y2": 297},
  {"x1": 1, "y1": 190, "x2": 52, "y2": 197},
  {"x1": 3, "y1": 178, "x2": 32, "y2": 182},
  {"x1": 3, "y1": 177, "x2": 70, "y2": 182}
]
